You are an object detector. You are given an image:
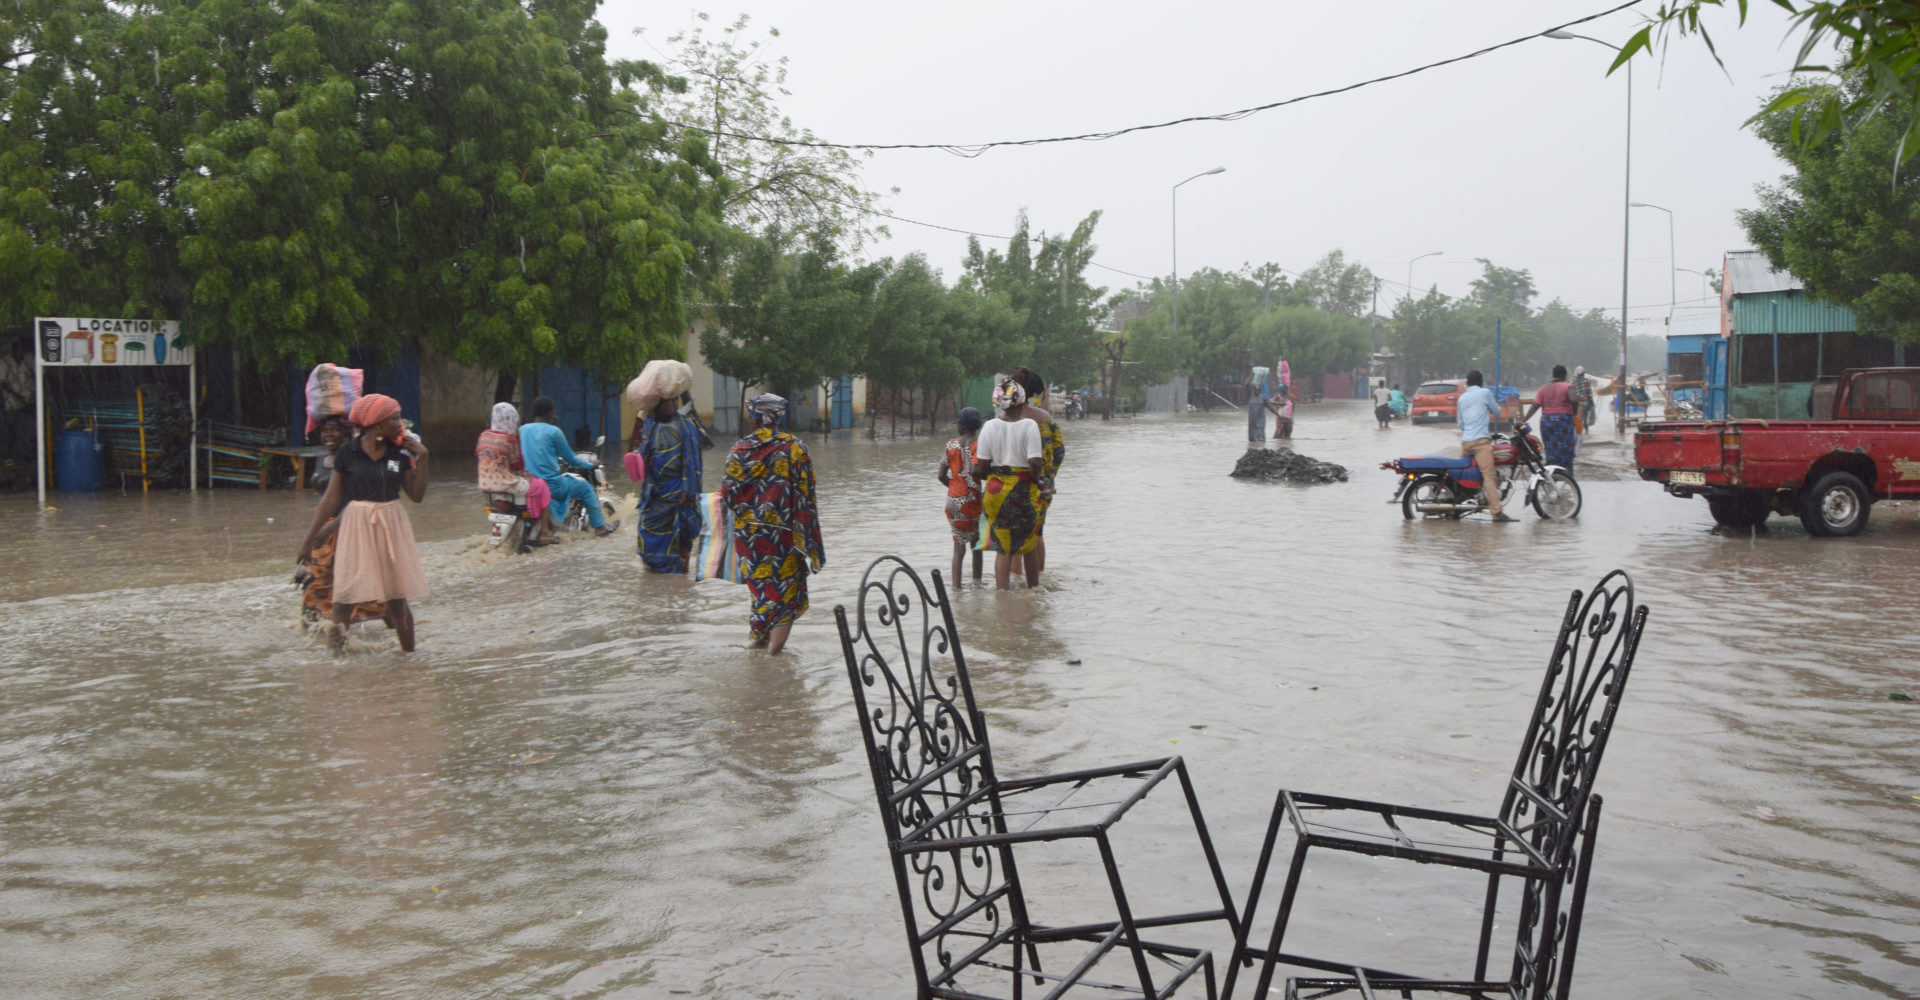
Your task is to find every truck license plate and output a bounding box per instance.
[1670,470,1706,485]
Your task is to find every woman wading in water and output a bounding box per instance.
[973,377,1045,590]
[297,394,430,652]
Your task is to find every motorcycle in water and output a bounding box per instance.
[482,491,539,553]
[559,436,618,532]
[1063,392,1086,420]
[1383,423,1582,520]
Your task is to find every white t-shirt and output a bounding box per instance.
[1372,385,1392,406]
[975,416,1042,469]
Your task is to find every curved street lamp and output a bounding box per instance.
[1631,201,1675,316]
[1405,250,1443,303]
[1546,29,1632,439]
[1171,167,1226,349]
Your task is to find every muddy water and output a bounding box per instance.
[1,401,1915,999]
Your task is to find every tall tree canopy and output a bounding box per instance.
[638,12,881,248]
[0,0,724,377]
[1741,86,1920,342]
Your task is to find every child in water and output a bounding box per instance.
[937,407,985,588]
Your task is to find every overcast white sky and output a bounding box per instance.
[599,1,1811,334]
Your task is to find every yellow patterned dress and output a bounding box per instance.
[719,428,827,642]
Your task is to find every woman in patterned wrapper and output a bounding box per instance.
[719,394,825,654]
[1009,366,1063,586]
[937,406,985,588]
[972,376,1045,590]
[296,416,388,632]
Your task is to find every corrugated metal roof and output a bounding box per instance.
[1668,304,1722,337]
[1725,249,1800,295]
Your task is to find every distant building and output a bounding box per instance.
[1721,249,1907,418]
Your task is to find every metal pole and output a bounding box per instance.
[1772,300,1781,419]
[1169,167,1225,385]
[190,353,198,492]
[34,339,45,507]
[1545,30,1633,440]
[1617,57,1632,440]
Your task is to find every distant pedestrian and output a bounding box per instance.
[1522,365,1578,476]
[1275,383,1295,439]
[1372,380,1394,429]
[1457,371,1514,523]
[1568,365,1596,436]
[1246,366,1272,443]
[938,407,985,588]
[720,394,825,654]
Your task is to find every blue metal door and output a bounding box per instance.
[1704,339,1729,420]
[830,375,853,429]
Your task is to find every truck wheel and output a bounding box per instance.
[1799,471,1871,537]
[1707,491,1768,531]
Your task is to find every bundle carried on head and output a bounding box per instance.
[305,363,365,434]
[626,360,694,417]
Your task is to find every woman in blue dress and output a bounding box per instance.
[633,393,704,573]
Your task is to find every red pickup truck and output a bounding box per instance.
[1634,367,1920,536]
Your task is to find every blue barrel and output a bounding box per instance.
[56,430,103,492]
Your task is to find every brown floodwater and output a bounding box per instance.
[1,400,1915,999]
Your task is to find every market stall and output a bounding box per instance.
[34,316,196,505]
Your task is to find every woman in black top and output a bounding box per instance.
[298,394,430,652]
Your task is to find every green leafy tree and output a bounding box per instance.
[1623,2,1920,169]
[1294,249,1377,318]
[1,0,723,381]
[961,211,1109,387]
[1740,85,1920,341]
[702,226,878,392]
[637,12,884,248]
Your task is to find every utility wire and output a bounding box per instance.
[656,1,1645,156]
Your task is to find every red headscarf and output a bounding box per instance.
[348,393,401,428]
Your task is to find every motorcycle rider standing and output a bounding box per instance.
[521,396,619,537]
[1457,371,1515,523]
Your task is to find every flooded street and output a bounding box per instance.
[2,400,1916,999]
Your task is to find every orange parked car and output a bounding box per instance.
[1410,379,1468,424]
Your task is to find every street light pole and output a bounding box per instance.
[1547,29,1632,440]
[1405,250,1442,304]
[1631,201,1675,317]
[1677,266,1711,301]
[1170,167,1226,362]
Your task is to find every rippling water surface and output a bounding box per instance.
[2,401,1915,999]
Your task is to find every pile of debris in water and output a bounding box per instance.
[1230,447,1349,484]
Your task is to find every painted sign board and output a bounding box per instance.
[35,317,191,367]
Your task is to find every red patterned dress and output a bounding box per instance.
[944,436,982,544]
[720,428,827,643]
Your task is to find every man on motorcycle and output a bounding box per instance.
[1457,370,1515,523]
[521,395,619,537]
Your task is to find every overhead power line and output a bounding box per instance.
[659,1,1645,157]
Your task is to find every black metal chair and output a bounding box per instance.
[1225,571,1646,1000]
[835,556,1242,999]
[1280,795,1605,1000]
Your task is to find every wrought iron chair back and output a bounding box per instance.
[834,556,1026,994]
[1496,569,1645,874]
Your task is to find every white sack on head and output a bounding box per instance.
[626,360,694,416]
